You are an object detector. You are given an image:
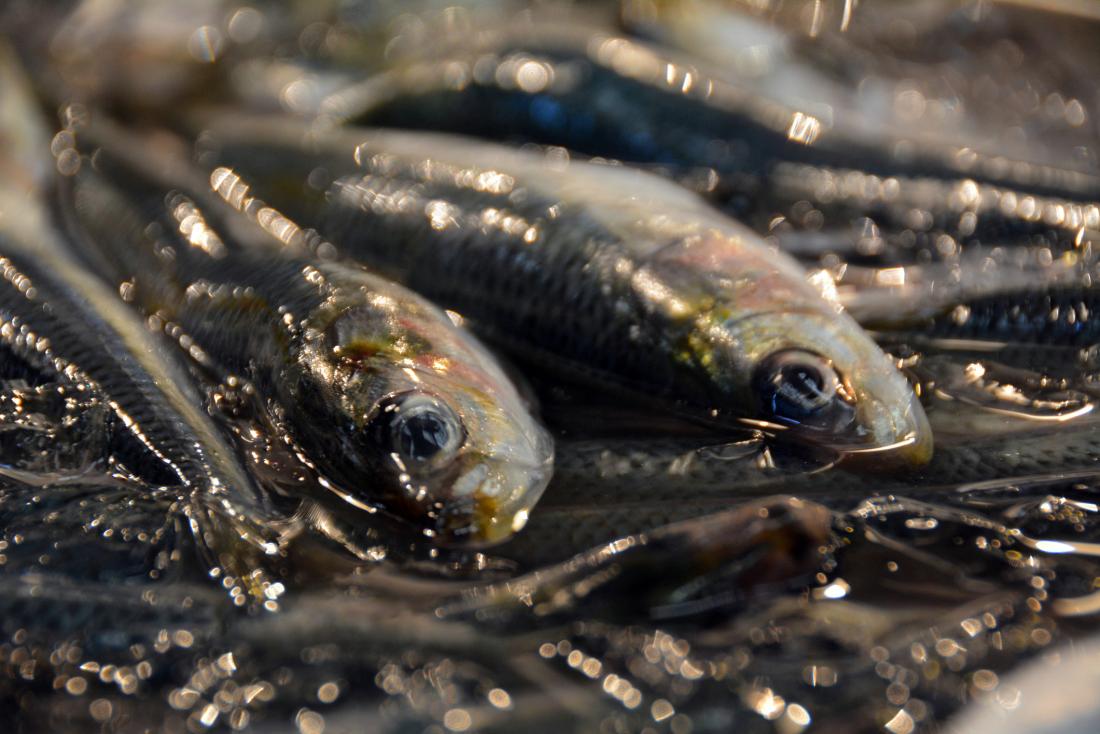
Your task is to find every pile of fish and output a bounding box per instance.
[0,1,1099,731]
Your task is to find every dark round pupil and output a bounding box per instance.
[396,411,453,462]
[763,362,835,422]
[778,364,829,410]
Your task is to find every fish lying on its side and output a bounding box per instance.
[0,44,280,591]
[322,24,1098,195]
[622,0,1100,172]
[58,121,553,546]
[889,286,1100,349]
[313,22,1100,268]
[197,118,932,465]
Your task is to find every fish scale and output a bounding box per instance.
[216,142,695,397]
[493,411,1100,566]
[197,119,932,467]
[0,43,286,589]
[68,173,335,388]
[353,47,804,189]
[62,127,554,546]
[341,34,1100,202]
[7,11,1100,731]
[918,287,1100,346]
[322,169,694,396]
[329,29,1100,278]
[0,231,233,492]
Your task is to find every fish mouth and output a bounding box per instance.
[434,453,555,546]
[753,390,933,470]
[834,392,934,469]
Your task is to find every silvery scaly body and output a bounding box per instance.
[0,43,281,586]
[317,19,1100,277]
[198,118,932,464]
[58,123,553,546]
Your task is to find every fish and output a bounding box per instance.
[846,278,1100,375]
[318,22,1100,200]
[0,493,832,732]
[195,117,932,465]
[307,19,1100,282]
[4,8,1100,734]
[623,0,1100,174]
[0,474,1076,733]
[443,495,834,624]
[635,0,1100,268]
[58,120,553,546]
[0,42,282,594]
[495,398,1100,565]
[896,286,1100,348]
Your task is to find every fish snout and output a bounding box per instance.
[839,391,934,469]
[435,452,554,546]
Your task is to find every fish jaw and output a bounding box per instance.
[838,389,934,469]
[838,334,934,468]
[436,438,555,546]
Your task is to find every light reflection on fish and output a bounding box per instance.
[321,22,1100,205]
[308,17,1100,300]
[3,5,1100,732]
[623,0,1100,179]
[196,118,932,465]
[911,286,1100,348]
[0,42,281,593]
[57,122,554,546]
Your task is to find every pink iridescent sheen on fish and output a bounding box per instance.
[198,118,932,465]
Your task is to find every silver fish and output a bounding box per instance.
[59,120,554,545]
[0,42,281,595]
[197,117,932,465]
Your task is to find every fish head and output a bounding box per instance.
[635,226,929,466]
[700,308,932,467]
[298,273,554,545]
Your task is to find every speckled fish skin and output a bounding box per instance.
[60,129,553,546]
[198,119,931,464]
[328,26,1100,203]
[322,23,1100,273]
[0,43,280,584]
[622,0,1100,176]
[494,404,1100,565]
[908,287,1100,348]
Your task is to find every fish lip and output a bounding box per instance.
[434,451,555,547]
[767,390,933,470]
[833,392,934,469]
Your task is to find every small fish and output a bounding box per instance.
[197,118,932,465]
[623,0,1100,175]
[915,287,1100,348]
[0,43,280,587]
[321,25,1100,203]
[59,122,553,545]
[315,22,1100,274]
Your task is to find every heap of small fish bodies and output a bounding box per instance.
[1,1,1100,732]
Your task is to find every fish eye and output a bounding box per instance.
[368,392,466,473]
[753,350,854,431]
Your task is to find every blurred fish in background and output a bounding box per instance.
[0,1,1099,732]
